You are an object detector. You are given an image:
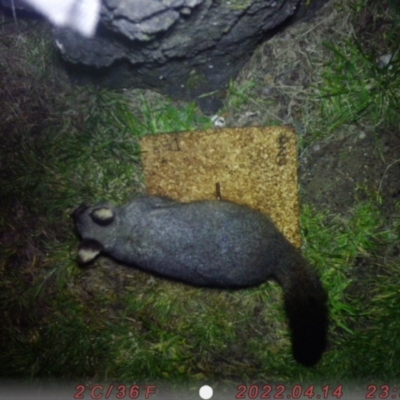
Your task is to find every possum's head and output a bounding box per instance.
[71,203,117,264]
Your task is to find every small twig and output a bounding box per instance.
[378,158,400,193]
[11,0,18,26]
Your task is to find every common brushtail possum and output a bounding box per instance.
[72,196,329,367]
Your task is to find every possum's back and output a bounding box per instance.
[119,200,294,288]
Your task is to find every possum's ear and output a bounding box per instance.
[90,207,114,226]
[78,239,103,264]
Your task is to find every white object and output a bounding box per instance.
[211,115,226,127]
[21,0,101,37]
[199,385,213,399]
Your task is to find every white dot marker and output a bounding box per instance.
[199,385,213,399]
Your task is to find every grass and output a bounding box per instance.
[226,79,258,109]
[3,194,398,383]
[301,196,400,380]
[0,30,214,380]
[318,39,400,132]
[1,0,400,391]
[2,93,400,381]
[317,0,400,133]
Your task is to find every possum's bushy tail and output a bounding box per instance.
[285,283,328,366]
[276,256,329,367]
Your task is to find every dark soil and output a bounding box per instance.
[300,127,400,215]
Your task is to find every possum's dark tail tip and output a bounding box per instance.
[284,284,329,367]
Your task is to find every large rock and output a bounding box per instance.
[0,0,328,113]
[55,0,303,113]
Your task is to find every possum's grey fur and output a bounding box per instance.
[72,196,329,367]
